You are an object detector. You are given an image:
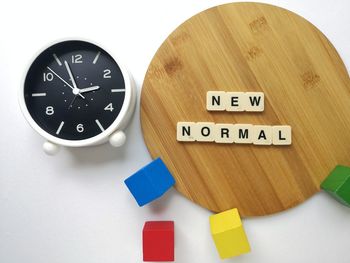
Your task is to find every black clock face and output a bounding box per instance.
[24,40,126,141]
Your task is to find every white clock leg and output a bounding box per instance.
[43,141,60,155]
[109,130,126,147]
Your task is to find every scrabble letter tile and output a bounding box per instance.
[143,221,175,261]
[207,91,227,111]
[124,158,175,206]
[177,122,196,142]
[321,165,350,207]
[196,122,215,142]
[233,124,253,144]
[210,208,250,259]
[226,92,246,112]
[245,92,264,112]
[214,124,235,143]
[272,125,292,145]
[253,125,272,145]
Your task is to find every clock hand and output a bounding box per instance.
[66,86,99,109]
[79,86,100,94]
[63,61,85,99]
[64,61,79,90]
[67,95,77,109]
[47,66,73,89]
[46,66,85,99]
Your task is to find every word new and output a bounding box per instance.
[207,91,264,112]
[177,122,292,145]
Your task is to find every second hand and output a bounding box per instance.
[67,95,77,109]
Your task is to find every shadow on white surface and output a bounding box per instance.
[148,188,178,214]
[66,143,128,165]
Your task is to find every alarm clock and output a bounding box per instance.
[19,39,136,155]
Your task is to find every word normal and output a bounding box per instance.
[177,122,291,145]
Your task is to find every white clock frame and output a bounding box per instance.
[18,38,137,155]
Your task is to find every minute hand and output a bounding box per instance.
[63,61,85,99]
[64,61,78,89]
[79,86,100,94]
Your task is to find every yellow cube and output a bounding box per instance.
[209,208,251,259]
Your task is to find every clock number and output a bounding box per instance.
[45,106,54,115]
[104,103,114,112]
[103,69,111,78]
[76,124,84,133]
[72,54,83,64]
[43,72,54,82]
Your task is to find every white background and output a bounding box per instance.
[0,0,350,262]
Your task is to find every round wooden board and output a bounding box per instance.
[140,2,350,216]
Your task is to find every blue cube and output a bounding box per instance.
[124,158,175,206]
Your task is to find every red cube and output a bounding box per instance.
[143,221,174,261]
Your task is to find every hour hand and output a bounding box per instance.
[79,86,100,94]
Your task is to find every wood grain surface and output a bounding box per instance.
[140,2,350,216]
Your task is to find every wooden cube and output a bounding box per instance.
[124,158,175,206]
[196,122,215,142]
[321,165,350,207]
[253,125,272,145]
[209,208,250,259]
[143,221,174,261]
[226,92,246,112]
[272,125,292,145]
[233,124,253,144]
[176,122,196,142]
[214,124,235,143]
[207,91,227,111]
